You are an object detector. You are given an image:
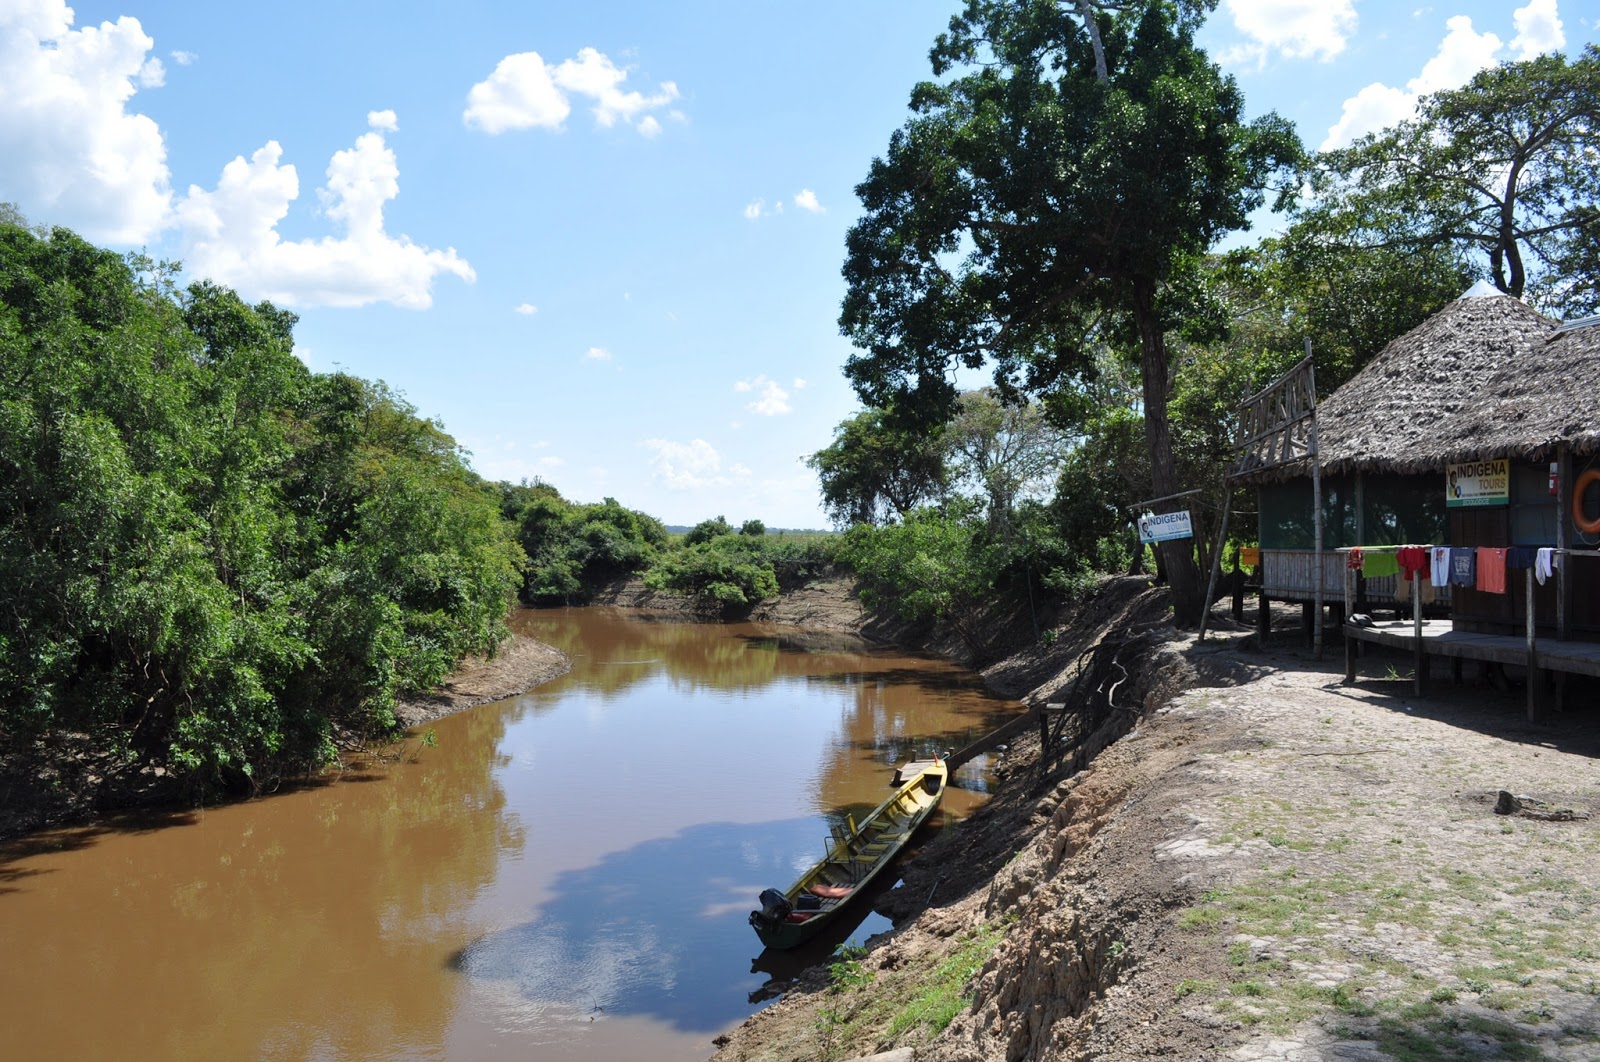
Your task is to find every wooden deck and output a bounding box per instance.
[1343,618,1600,719]
[1345,620,1600,678]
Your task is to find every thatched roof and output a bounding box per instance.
[1245,292,1600,481]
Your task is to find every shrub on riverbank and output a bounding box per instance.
[501,484,667,604]
[0,222,523,795]
[642,527,840,613]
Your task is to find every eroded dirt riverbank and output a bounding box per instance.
[711,582,1600,1062]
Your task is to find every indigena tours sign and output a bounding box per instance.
[1137,510,1194,543]
[1445,458,1510,508]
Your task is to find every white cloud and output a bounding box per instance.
[743,198,766,220]
[1322,15,1504,149]
[463,47,678,136]
[1511,0,1564,59]
[734,374,792,416]
[792,377,807,390]
[584,346,613,361]
[514,302,538,315]
[644,438,747,490]
[173,129,475,309]
[1220,0,1357,66]
[793,188,824,213]
[170,49,196,65]
[0,0,173,243]
[367,109,398,132]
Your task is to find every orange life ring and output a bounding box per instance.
[1574,468,1600,534]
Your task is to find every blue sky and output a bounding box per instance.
[0,0,1588,528]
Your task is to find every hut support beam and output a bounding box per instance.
[1413,583,1425,697]
[1556,444,1571,712]
[1198,489,1234,643]
[1343,563,1356,684]
[1526,565,1540,722]
[1307,344,1324,661]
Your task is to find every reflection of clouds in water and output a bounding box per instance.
[450,818,884,1034]
[460,916,673,1015]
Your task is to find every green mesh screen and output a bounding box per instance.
[1258,477,1355,550]
[1258,473,1445,549]
[1362,473,1447,546]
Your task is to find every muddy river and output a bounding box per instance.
[0,607,1019,1060]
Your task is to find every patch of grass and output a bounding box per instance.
[1174,978,1217,999]
[884,923,1005,1042]
[1178,906,1225,930]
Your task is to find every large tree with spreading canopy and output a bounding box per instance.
[838,0,1299,624]
[1301,45,1600,317]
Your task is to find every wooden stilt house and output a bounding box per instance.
[1242,287,1600,642]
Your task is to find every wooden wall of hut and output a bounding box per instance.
[1450,460,1599,639]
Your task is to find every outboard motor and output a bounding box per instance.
[749,887,793,929]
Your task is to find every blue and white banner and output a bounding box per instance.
[1138,510,1193,544]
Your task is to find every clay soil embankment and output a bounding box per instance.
[713,583,1600,1062]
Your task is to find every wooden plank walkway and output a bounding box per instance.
[1344,620,1600,678]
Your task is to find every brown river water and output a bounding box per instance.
[0,607,1019,1061]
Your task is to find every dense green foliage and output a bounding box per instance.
[0,223,523,792]
[500,482,666,604]
[643,527,838,614]
[807,407,950,527]
[1298,45,1600,317]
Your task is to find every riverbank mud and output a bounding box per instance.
[711,579,1600,1062]
[392,632,570,729]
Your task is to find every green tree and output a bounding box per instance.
[1300,46,1600,316]
[505,485,664,604]
[838,0,1299,624]
[0,221,523,793]
[807,407,949,528]
[945,389,1067,538]
[838,502,1003,654]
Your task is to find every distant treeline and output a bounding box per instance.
[497,488,838,611]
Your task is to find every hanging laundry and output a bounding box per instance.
[1506,546,1538,571]
[1396,547,1429,581]
[1535,547,1557,585]
[1450,547,1475,588]
[1346,548,1363,571]
[1476,547,1508,594]
[1431,546,1451,586]
[1362,551,1401,578]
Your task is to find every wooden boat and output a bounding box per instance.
[748,758,948,950]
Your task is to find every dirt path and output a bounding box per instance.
[713,616,1600,1062]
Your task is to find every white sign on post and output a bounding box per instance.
[1138,510,1194,544]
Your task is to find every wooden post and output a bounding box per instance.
[1556,444,1571,712]
[1343,561,1356,684]
[1413,571,1425,697]
[1198,491,1233,643]
[1307,343,1325,661]
[1526,565,1540,722]
[1038,705,1050,782]
[1258,589,1271,645]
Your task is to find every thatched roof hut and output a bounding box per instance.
[1241,292,1600,480]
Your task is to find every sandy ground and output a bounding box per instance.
[712,605,1600,1062]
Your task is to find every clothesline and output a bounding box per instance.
[1335,544,1561,597]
